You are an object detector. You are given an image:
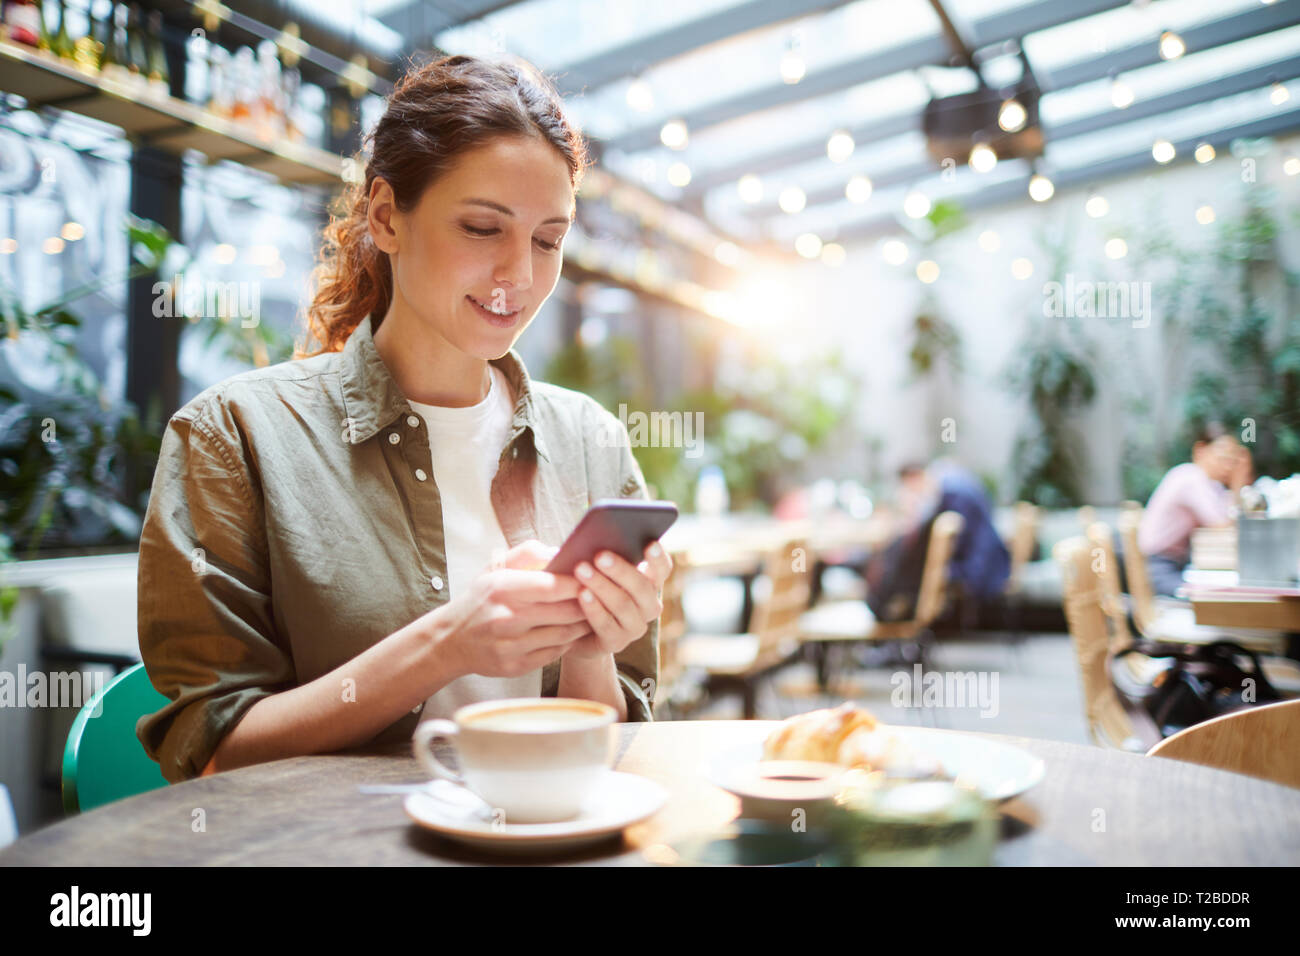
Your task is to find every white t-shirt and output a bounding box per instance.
[410,365,543,721]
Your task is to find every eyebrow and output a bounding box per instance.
[460,198,574,226]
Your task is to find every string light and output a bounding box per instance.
[1195,205,1215,225]
[997,98,1027,132]
[1158,30,1185,60]
[1194,143,1216,164]
[1105,237,1128,259]
[778,186,806,214]
[882,239,909,265]
[845,175,872,203]
[1011,257,1033,279]
[626,78,654,112]
[660,119,688,150]
[1270,81,1291,106]
[969,143,997,173]
[916,260,940,283]
[795,233,823,258]
[978,229,1000,252]
[1028,174,1054,201]
[821,242,846,266]
[666,162,691,187]
[737,174,763,203]
[1111,76,1135,109]
[1152,139,1175,164]
[903,190,931,218]
[1086,193,1109,218]
[827,130,855,163]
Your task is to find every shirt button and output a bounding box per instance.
[411,702,422,714]
[430,575,444,591]
[415,468,427,481]
[407,415,420,428]
[389,432,400,444]
[512,447,519,458]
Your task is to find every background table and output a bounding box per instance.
[2,720,1298,866]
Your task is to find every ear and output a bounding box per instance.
[367,177,399,255]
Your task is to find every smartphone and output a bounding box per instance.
[545,499,679,575]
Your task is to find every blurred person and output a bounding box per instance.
[1139,422,1249,596]
[865,461,1010,621]
[135,55,670,783]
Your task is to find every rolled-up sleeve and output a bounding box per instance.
[136,403,294,783]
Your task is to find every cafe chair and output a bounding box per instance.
[1116,509,1290,662]
[1000,501,1040,661]
[675,537,812,719]
[653,553,699,719]
[1147,698,1300,790]
[1054,536,1160,753]
[797,511,965,696]
[62,662,169,815]
[1084,522,1176,689]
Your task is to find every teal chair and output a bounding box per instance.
[62,662,169,814]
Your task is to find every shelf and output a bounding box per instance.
[0,37,343,187]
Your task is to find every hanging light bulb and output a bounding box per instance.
[1195,205,1215,225]
[997,98,1027,133]
[1105,237,1128,259]
[821,243,846,266]
[778,186,806,214]
[978,229,1000,252]
[1152,139,1175,163]
[659,119,688,149]
[969,142,998,173]
[1158,30,1185,60]
[882,239,909,265]
[795,233,823,258]
[827,130,855,163]
[626,78,654,112]
[1271,81,1291,106]
[1194,143,1216,164]
[903,190,931,219]
[1086,193,1109,218]
[916,260,940,283]
[1110,74,1134,109]
[845,175,872,203]
[666,162,691,187]
[737,174,763,203]
[1028,174,1054,202]
[1283,156,1300,176]
[780,33,806,84]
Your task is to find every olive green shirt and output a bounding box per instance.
[136,313,658,784]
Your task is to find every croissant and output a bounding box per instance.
[764,703,943,777]
[763,703,878,765]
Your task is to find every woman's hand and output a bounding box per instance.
[565,542,673,659]
[433,541,590,679]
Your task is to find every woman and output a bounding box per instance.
[1137,422,1249,596]
[136,55,671,783]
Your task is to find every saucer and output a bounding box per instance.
[404,771,668,854]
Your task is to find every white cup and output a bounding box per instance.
[412,698,617,824]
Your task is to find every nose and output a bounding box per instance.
[494,235,533,293]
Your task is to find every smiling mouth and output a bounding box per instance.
[466,294,522,319]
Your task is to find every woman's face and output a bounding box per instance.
[371,134,574,360]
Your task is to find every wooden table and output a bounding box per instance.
[3,720,1297,866]
[1186,583,1300,631]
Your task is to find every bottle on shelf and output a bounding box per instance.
[100,1,130,82]
[255,38,283,140]
[2,0,44,48]
[125,2,147,82]
[72,0,108,74]
[206,43,232,118]
[229,45,256,123]
[37,0,55,52]
[51,0,75,60]
[145,9,168,96]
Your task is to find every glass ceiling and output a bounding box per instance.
[356,0,1300,246]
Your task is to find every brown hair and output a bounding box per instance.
[294,54,590,358]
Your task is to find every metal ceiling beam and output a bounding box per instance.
[1047,53,1300,141]
[711,32,1300,226]
[379,0,536,49]
[733,50,1300,218]
[552,0,858,96]
[1041,2,1300,90]
[682,110,919,195]
[832,104,1300,243]
[601,0,1131,154]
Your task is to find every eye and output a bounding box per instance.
[462,224,563,252]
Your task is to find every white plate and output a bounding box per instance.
[403,771,668,854]
[710,726,1045,804]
